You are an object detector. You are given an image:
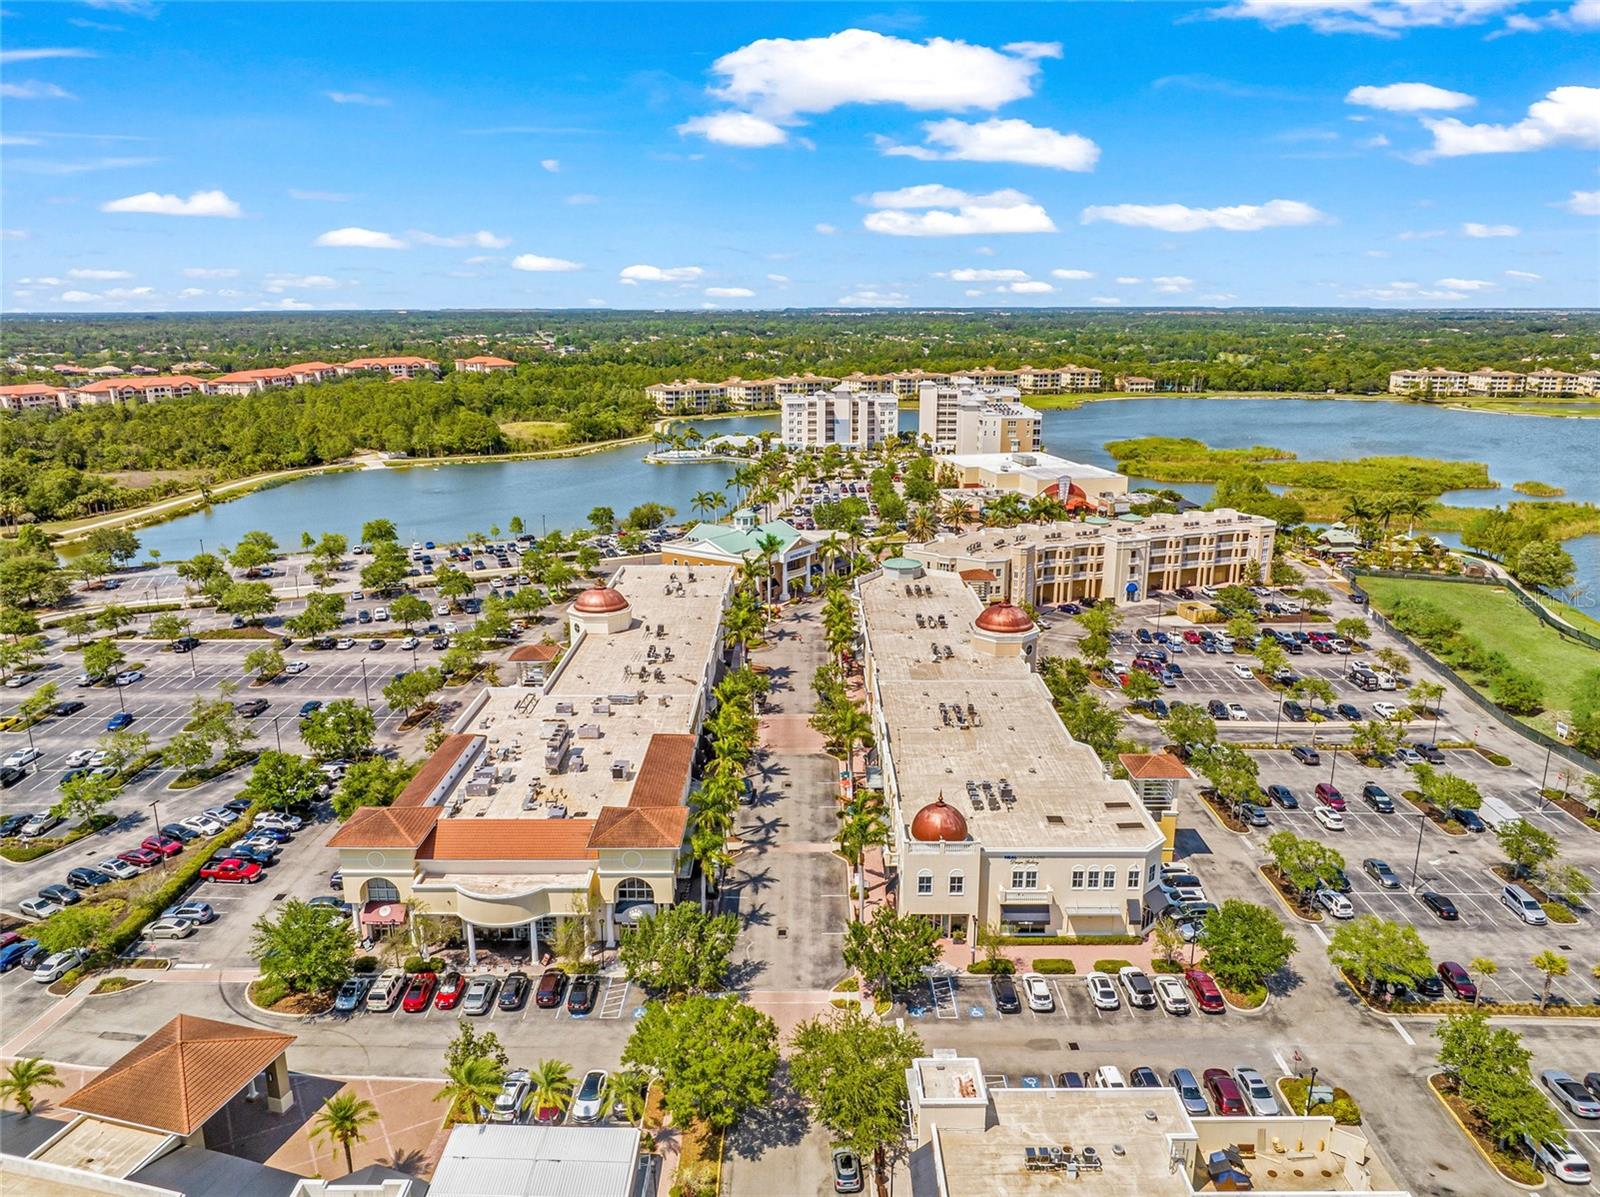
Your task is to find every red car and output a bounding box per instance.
[1185,968,1226,1014]
[140,834,183,857]
[1182,630,1202,644]
[200,856,262,884]
[1314,783,1346,812]
[117,847,163,869]
[401,971,437,1013]
[433,971,466,1010]
[1437,961,1477,1002]
[1203,1068,1247,1115]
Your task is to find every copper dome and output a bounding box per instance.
[910,796,969,843]
[572,585,629,614]
[975,600,1034,635]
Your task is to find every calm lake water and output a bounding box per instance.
[129,399,1596,591]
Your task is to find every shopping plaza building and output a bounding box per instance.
[911,508,1277,607]
[858,559,1168,940]
[327,564,734,963]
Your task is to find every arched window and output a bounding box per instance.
[948,870,964,896]
[916,870,933,896]
[615,877,654,907]
[365,878,399,904]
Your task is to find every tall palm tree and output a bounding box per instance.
[833,703,874,778]
[941,496,976,528]
[906,505,939,542]
[755,531,786,608]
[434,1057,505,1126]
[837,792,889,922]
[691,490,724,522]
[310,1091,381,1174]
[0,1057,61,1117]
[528,1059,575,1120]
[604,1070,650,1126]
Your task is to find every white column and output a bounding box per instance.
[465,920,477,968]
[604,903,618,949]
[528,918,538,964]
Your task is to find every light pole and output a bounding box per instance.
[1409,813,1426,890]
[359,660,371,708]
[1538,743,1554,799]
[149,798,161,835]
[1328,743,1340,788]
[271,716,282,753]
[1305,1066,1319,1114]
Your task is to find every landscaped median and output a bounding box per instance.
[1428,1073,1546,1188]
[1275,1076,1363,1125]
[0,812,116,863]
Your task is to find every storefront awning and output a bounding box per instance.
[361,901,407,927]
[1000,904,1051,922]
[620,903,658,924]
[1063,906,1120,917]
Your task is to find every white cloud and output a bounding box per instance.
[2,230,32,242]
[835,288,909,306]
[814,222,838,235]
[1435,277,1494,290]
[766,273,790,283]
[178,287,206,298]
[59,290,100,302]
[1505,269,1542,279]
[314,226,407,249]
[863,185,1055,237]
[1364,249,1391,258]
[183,266,239,278]
[289,189,352,202]
[1462,222,1519,237]
[0,47,97,64]
[1560,189,1600,215]
[1152,275,1195,292]
[261,297,314,310]
[1115,276,1143,285]
[565,193,599,205]
[677,111,789,147]
[964,289,986,298]
[540,158,561,172]
[67,268,131,280]
[265,273,338,292]
[1362,134,1392,147]
[879,117,1099,171]
[0,134,43,145]
[941,267,1029,282]
[1396,228,1446,240]
[411,230,512,249]
[103,286,152,299]
[704,30,1049,119]
[1080,198,1326,233]
[1090,296,1123,305]
[1350,280,1471,300]
[326,91,389,106]
[512,253,584,272]
[1002,41,1063,59]
[705,286,755,298]
[1346,82,1475,111]
[100,189,242,218]
[618,264,704,284]
[0,81,75,100]
[1421,86,1600,157]
[1051,268,1095,280]
[1212,0,1521,36]
[998,280,1054,294]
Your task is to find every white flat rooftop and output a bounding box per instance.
[940,451,1124,480]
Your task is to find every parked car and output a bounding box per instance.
[401,971,438,1013]
[1185,969,1225,1014]
[163,901,215,924]
[106,712,134,731]
[1419,891,1459,920]
[1336,703,1361,720]
[66,866,113,889]
[1022,972,1055,1012]
[1265,784,1299,809]
[1206,700,1229,720]
[1235,1068,1281,1116]
[572,1069,608,1123]
[1315,887,1355,919]
[0,766,25,789]
[334,974,376,1013]
[1372,701,1400,720]
[1170,1068,1211,1115]
[33,947,88,983]
[1437,961,1478,1002]
[255,811,303,832]
[1203,1068,1247,1115]
[1363,858,1401,889]
[1226,702,1249,722]
[461,975,499,1016]
[142,917,197,940]
[1093,1066,1127,1089]
[200,857,262,884]
[19,812,61,839]
[1085,971,1121,1011]
[18,897,63,920]
[36,884,80,907]
[117,847,163,870]
[567,974,599,1015]
[1361,783,1395,813]
[1290,745,1320,766]
[97,857,141,880]
[1282,700,1307,722]
[991,974,1021,1013]
[1522,1135,1591,1185]
[432,971,466,1010]
[1542,1070,1600,1120]
[141,834,184,857]
[1450,807,1487,833]
[1153,974,1191,1015]
[1056,1071,1088,1089]
[832,1147,864,1194]
[1312,806,1345,831]
[498,970,531,1011]
[1118,966,1157,1009]
[1130,1067,1163,1088]
[534,967,568,1008]
[490,1069,531,1124]
[0,939,41,973]
[180,814,224,837]
[1501,883,1547,926]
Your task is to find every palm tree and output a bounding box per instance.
[691,820,735,907]
[906,505,939,542]
[1532,950,1569,1011]
[527,1059,575,1121]
[434,1056,505,1126]
[837,793,889,921]
[691,490,725,522]
[833,703,874,778]
[1026,494,1068,524]
[603,1070,650,1126]
[0,1057,62,1117]
[755,531,786,608]
[309,1091,380,1175]
[941,496,976,528]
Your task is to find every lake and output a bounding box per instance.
[126,398,1596,592]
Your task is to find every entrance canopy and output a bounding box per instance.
[999,904,1050,923]
[361,900,408,927]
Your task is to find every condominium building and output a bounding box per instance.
[454,355,517,374]
[1465,368,1523,395]
[650,364,1104,414]
[1522,367,1579,396]
[911,508,1276,607]
[1014,364,1102,393]
[918,379,1042,454]
[780,385,899,450]
[70,375,212,404]
[937,450,1129,502]
[0,383,74,412]
[342,355,439,379]
[1390,366,1596,398]
[1115,374,1157,392]
[859,560,1167,940]
[1387,368,1468,396]
[210,368,296,396]
[645,378,731,414]
[327,565,735,963]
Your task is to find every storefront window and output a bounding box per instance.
[364,878,399,904]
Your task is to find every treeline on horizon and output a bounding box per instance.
[1,309,1596,525]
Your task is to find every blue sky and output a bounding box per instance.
[2,0,1596,311]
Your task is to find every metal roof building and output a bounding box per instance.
[427,1124,648,1197]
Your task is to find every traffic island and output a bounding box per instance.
[1428,1073,1546,1189]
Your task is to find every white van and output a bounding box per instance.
[1315,887,1354,919]
[1476,795,1519,832]
[1501,883,1547,925]
[1092,1066,1127,1089]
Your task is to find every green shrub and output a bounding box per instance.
[101,818,251,960]
[1151,959,1184,974]
[967,958,1016,975]
[1033,959,1076,975]
[250,976,290,1008]
[1480,751,1512,767]
[404,956,446,973]
[1327,1098,1363,1125]
[0,813,117,863]
[1092,958,1134,973]
[1542,902,1578,924]
[352,955,380,974]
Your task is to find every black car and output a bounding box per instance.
[1336,703,1361,720]
[16,944,49,971]
[1206,700,1229,719]
[1449,807,1487,833]
[1130,1067,1163,1087]
[497,970,530,1011]
[1148,697,1170,718]
[52,701,86,717]
[1414,743,1447,765]
[66,866,113,889]
[1327,868,1352,894]
[567,975,599,1015]
[534,967,568,1009]
[38,884,81,906]
[0,766,25,790]
[231,844,277,866]
[1420,891,1459,920]
[1282,701,1307,722]
[223,798,253,815]
[431,636,450,650]
[992,975,1021,1013]
[1264,784,1299,809]
[1412,973,1445,1000]
[1057,1070,1088,1088]
[171,636,200,653]
[160,823,199,843]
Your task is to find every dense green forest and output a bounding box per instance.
[2,309,1596,524]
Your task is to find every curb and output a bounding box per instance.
[1194,793,1251,839]
[1427,1072,1546,1191]
[1223,988,1271,1016]
[1255,866,1324,926]
[242,979,333,1020]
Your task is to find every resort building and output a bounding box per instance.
[781,384,899,449]
[283,361,342,385]
[341,355,439,379]
[660,509,835,597]
[1465,368,1523,396]
[1114,374,1157,392]
[937,450,1129,503]
[1390,366,1596,398]
[645,378,731,414]
[327,564,735,964]
[917,378,1042,454]
[903,1054,1408,1197]
[1387,368,1469,396]
[209,368,296,396]
[454,354,517,373]
[858,560,1167,940]
[0,383,74,411]
[1522,367,1579,396]
[649,365,1105,414]
[911,508,1276,607]
[1013,364,1102,393]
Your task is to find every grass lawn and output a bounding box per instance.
[1361,576,1600,736]
[498,419,569,442]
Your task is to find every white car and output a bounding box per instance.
[98,857,142,880]
[1372,702,1400,720]
[114,670,143,686]
[3,747,41,769]
[374,607,389,621]
[254,811,303,832]
[284,661,308,675]
[1118,966,1157,1009]
[19,897,63,920]
[163,901,215,924]
[1153,974,1191,1015]
[64,749,94,768]
[203,806,239,825]
[4,673,36,689]
[1085,971,1121,1011]
[1227,703,1249,721]
[572,1069,608,1123]
[142,917,197,940]
[1314,887,1354,919]
[1312,806,1346,832]
[1230,663,1254,680]
[435,603,451,616]
[88,751,109,766]
[336,638,357,650]
[1022,972,1055,1012]
[1522,1135,1592,1185]
[180,814,225,837]
[399,636,419,651]
[33,948,88,983]
[489,1068,530,1123]
[1235,1068,1281,1116]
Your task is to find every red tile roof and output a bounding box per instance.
[327,805,441,848]
[391,734,481,808]
[629,734,696,808]
[508,643,561,662]
[587,804,687,850]
[1118,753,1191,781]
[419,819,599,861]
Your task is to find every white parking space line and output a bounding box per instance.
[1388,1017,1415,1045]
